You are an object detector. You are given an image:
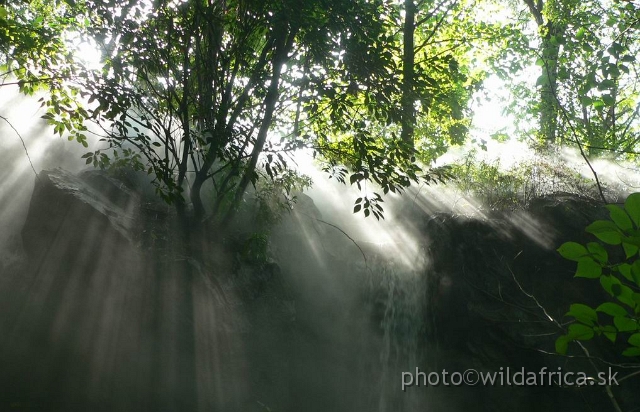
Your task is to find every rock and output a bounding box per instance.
[4,167,301,412]
[6,170,635,412]
[420,193,626,411]
[526,192,607,244]
[78,168,140,210]
[21,168,139,262]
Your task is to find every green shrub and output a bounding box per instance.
[556,193,640,357]
[449,149,604,211]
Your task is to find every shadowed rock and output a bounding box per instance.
[21,168,138,264]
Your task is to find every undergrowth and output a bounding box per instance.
[448,149,616,211]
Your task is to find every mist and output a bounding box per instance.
[1,87,639,412]
[0,87,100,267]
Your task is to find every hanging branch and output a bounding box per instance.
[539,57,608,204]
[0,115,39,180]
[298,211,368,270]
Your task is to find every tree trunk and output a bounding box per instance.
[539,22,562,145]
[401,0,416,150]
[523,0,563,146]
[223,25,298,226]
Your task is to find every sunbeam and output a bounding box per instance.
[4,0,640,410]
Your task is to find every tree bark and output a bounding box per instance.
[539,22,562,144]
[523,0,562,145]
[223,24,298,226]
[401,0,416,150]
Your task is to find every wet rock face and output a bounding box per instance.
[4,169,637,412]
[1,168,305,412]
[420,194,631,412]
[21,168,139,264]
[2,168,160,412]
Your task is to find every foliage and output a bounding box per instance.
[0,1,94,145]
[238,232,270,265]
[3,0,494,224]
[6,0,639,227]
[298,0,512,218]
[448,149,603,211]
[244,169,312,229]
[556,193,640,357]
[493,0,640,153]
[75,0,327,221]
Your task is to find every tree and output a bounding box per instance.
[0,1,91,144]
[2,0,463,226]
[401,0,417,147]
[298,0,502,217]
[78,0,318,224]
[3,0,520,228]
[495,0,640,153]
[523,0,565,144]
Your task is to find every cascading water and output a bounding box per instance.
[371,264,428,411]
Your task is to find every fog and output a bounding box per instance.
[1,88,638,412]
[0,88,437,411]
[0,87,103,268]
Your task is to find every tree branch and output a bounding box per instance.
[0,115,38,179]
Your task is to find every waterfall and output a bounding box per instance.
[365,264,427,411]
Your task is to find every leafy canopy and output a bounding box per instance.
[3,0,491,223]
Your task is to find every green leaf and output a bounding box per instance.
[601,325,617,343]
[606,205,633,231]
[628,333,640,347]
[579,95,592,106]
[555,335,569,355]
[567,323,594,341]
[587,242,608,264]
[557,242,588,261]
[566,303,597,326]
[602,94,615,106]
[614,316,638,332]
[622,347,640,357]
[602,276,636,307]
[597,302,628,317]
[601,275,621,296]
[586,220,622,245]
[617,287,637,308]
[619,264,633,282]
[625,193,640,227]
[623,242,639,259]
[575,257,602,278]
[536,74,548,87]
[599,79,616,90]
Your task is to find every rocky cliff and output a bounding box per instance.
[0,168,637,412]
